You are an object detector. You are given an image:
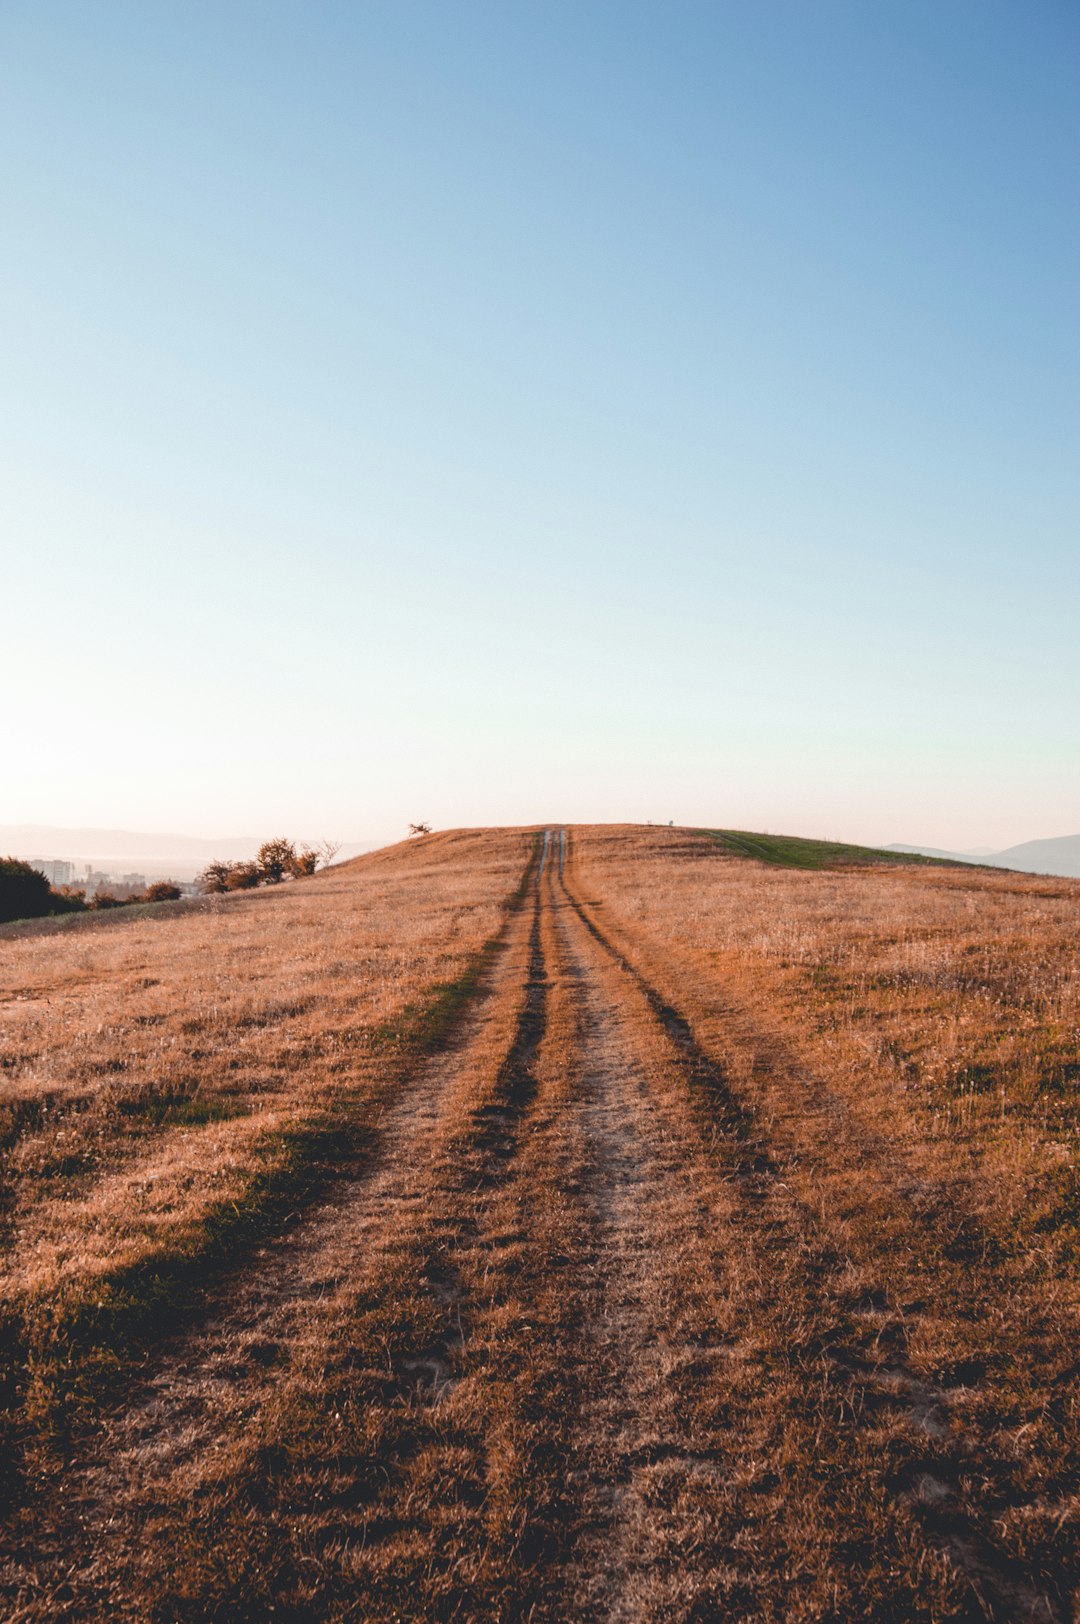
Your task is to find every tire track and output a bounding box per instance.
[541,871,766,1620]
[313,862,554,1619]
[0,858,551,1620]
[556,835,1066,1623]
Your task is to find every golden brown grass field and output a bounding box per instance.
[0,824,1077,1620]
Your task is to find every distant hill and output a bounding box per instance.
[987,834,1080,878]
[888,836,1080,880]
[886,843,982,864]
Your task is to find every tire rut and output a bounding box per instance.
[557,842,1066,1623]
[0,872,549,1619]
[547,889,749,1620]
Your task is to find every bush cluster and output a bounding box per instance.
[196,838,338,895]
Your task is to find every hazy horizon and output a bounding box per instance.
[4,817,1079,865]
[4,3,1076,847]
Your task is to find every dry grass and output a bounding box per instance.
[571,823,1080,1250]
[0,831,531,1476]
[569,824,1080,1615]
[1,823,1077,1620]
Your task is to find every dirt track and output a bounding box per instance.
[2,832,1075,1620]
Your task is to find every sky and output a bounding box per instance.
[3,1,1077,850]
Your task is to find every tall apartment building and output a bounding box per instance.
[28,858,73,886]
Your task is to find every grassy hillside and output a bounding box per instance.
[1,823,1077,1620]
[701,826,976,870]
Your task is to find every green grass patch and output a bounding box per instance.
[699,829,971,872]
[115,1090,248,1128]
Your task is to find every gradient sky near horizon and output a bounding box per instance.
[3,1,1077,849]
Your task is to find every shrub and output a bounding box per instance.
[90,892,121,910]
[225,862,262,891]
[196,861,232,895]
[290,847,319,878]
[257,839,296,885]
[145,881,182,903]
[0,858,54,924]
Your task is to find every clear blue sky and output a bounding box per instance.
[3,1,1077,848]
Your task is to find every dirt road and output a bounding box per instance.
[1,832,1074,1620]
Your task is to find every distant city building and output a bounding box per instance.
[27,858,73,886]
[19,859,195,899]
[84,868,111,896]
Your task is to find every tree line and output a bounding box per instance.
[0,838,341,925]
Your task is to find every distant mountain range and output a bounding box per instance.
[0,826,371,883]
[888,834,1080,879]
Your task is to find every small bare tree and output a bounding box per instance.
[408,822,432,837]
[316,839,341,868]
